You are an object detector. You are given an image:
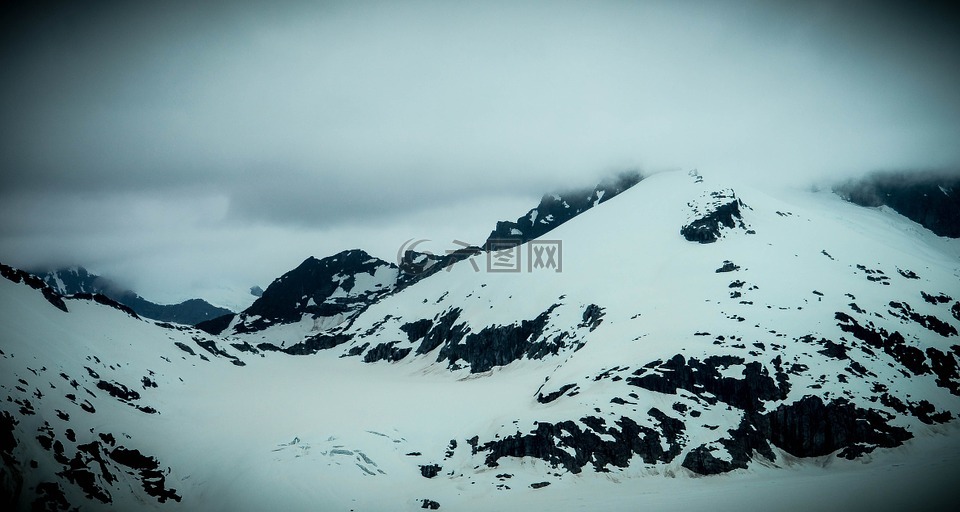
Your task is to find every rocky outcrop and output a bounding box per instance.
[480,409,684,473]
[627,354,788,412]
[0,262,68,312]
[835,312,929,375]
[681,190,753,243]
[220,249,398,334]
[406,309,469,356]
[754,396,913,459]
[682,396,914,475]
[436,304,587,372]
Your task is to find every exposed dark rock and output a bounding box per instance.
[230,250,397,334]
[897,268,920,279]
[419,464,441,478]
[682,417,773,474]
[922,292,953,305]
[627,355,787,412]
[173,342,196,356]
[530,481,551,489]
[58,442,114,504]
[195,313,235,335]
[194,339,245,366]
[95,381,140,402]
[0,411,17,462]
[401,319,433,343]
[109,447,181,503]
[397,246,481,283]
[279,333,352,355]
[481,410,685,473]
[685,396,913,475]
[926,347,960,396]
[229,342,259,354]
[363,342,412,363]
[814,338,850,360]
[681,191,752,243]
[0,263,68,312]
[32,481,72,512]
[444,440,457,458]
[483,172,641,249]
[537,384,578,404]
[437,304,581,373]
[344,343,368,357]
[888,301,957,337]
[415,309,468,356]
[579,304,605,332]
[836,312,929,375]
[754,396,913,459]
[715,261,740,273]
[0,411,21,508]
[421,498,441,509]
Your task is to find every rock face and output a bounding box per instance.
[481,410,685,474]
[483,171,641,249]
[627,354,789,412]
[38,267,230,325]
[679,396,914,474]
[835,170,960,238]
[0,263,67,312]
[201,249,400,335]
[275,302,601,374]
[680,189,753,243]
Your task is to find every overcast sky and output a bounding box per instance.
[1,0,958,307]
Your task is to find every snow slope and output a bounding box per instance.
[2,170,960,511]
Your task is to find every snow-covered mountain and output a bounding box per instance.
[37,267,232,326]
[2,169,959,511]
[198,175,646,343]
[197,250,401,341]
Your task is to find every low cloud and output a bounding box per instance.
[1,0,958,300]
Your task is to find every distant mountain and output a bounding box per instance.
[835,170,960,238]
[199,173,642,338]
[38,267,232,325]
[198,249,399,336]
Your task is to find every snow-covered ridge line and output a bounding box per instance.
[3,169,960,510]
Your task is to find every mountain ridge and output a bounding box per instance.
[2,169,959,511]
[37,266,232,325]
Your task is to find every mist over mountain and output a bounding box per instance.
[3,169,959,511]
[37,267,232,326]
[2,1,959,510]
[834,170,960,238]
